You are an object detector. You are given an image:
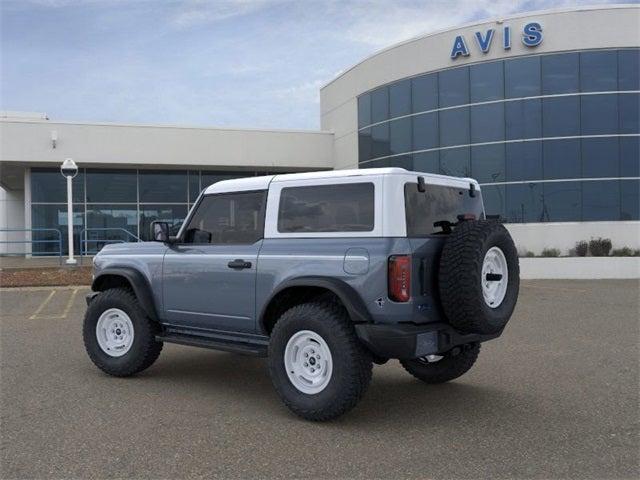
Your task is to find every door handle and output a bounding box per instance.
[228,259,252,270]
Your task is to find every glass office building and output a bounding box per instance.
[29,169,282,255]
[356,48,639,223]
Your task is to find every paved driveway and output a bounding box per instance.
[1,281,638,479]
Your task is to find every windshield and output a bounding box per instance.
[404,182,484,236]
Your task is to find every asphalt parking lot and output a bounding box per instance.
[1,280,638,479]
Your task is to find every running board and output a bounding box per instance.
[156,329,269,357]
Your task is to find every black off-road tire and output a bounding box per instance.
[83,288,163,377]
[439,220,519,334]
[401,343,480,384]
[268,301,373,421]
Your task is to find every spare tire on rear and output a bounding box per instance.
[438,220,519,334]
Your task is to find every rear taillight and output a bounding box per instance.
[388,255,411,302]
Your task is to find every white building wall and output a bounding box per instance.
[0,186,26,254]
[0,120,335,170]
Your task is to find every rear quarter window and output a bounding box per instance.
[278,183,374,233]
[405,182,484,236]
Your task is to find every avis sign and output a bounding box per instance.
[450,22,543,59]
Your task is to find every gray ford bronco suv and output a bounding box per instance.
[83,168,519,421]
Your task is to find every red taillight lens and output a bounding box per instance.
[388,255,411,302]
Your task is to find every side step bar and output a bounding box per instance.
[157,327,269,357]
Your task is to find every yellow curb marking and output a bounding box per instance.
[29,289,57,319]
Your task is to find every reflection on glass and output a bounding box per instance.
[390,118,411,155]
[505,99,542,140]
[581,94,618,135]
[618,49,640,91]
[580,51,617,92]
[31,204,84,255]
[583,181,620,221]
[139,171,188,203]
[389,79,411,118]
[542,97,580,137]
[439,67,469,108]
[439,108,469,147]
[371,87,389,123]
[86,205,138,253]
[358,129,372,163]
[506,142,543,182]
[440,147,470,177]
[470,103,504,143]
[86,169,136,203]
[621,180,640,220]
[371,123,390,158]
[470,61,504,102]
[139,205,188,241]
[471,144,505,183]
[413,112,438,151]
[542,182,581,222]
[358,94,371,128]
[31,169,85,203]
[506,183,543,223]
[543,139,581,179]
[542,53,579,94]
[581,137,619,178]
[413,151,439,174]
[505,56,540,98]
[412,73,438,113]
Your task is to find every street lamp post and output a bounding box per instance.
[60,158,78,265]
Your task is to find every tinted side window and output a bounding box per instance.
[183,191,266,244]
[278,183,374,233]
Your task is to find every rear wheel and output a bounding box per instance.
[83,288,163,377]
[400,343,480,384]
[268,301,372,421]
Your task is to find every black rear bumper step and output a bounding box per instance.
[156,331,268,357]
[355,322,501,360]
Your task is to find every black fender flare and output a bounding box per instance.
[259,276,372,331]
[91,267,159,321]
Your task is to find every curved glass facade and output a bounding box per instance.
[357,48,640,222]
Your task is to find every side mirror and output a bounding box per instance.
[151,221,170,242]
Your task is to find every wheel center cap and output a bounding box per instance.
[115,328,122,335]
[309,357,316,366]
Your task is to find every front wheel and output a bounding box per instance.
[83,288,163,377]
[400,343,480,384]
[268,301,372,421]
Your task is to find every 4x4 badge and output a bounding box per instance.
[375,298,385,308]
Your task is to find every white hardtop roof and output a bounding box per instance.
[203,168,478,195]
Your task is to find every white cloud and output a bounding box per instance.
[170,0,284,28]
[333,0,595,48]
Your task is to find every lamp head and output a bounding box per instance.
[60,158,78,178]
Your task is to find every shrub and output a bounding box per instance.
[589,237,612,257]
[611,247,635,257]
[634,250,640,257]
[540,248,561,257]
[574,241,589,257]
[519,250,535,258]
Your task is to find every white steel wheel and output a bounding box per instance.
[95,308,135,357]
[284,330,333,395]
[482,246,509,308]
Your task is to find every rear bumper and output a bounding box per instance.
[355,322,501,360]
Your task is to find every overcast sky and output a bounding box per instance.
[0,0,629,129]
